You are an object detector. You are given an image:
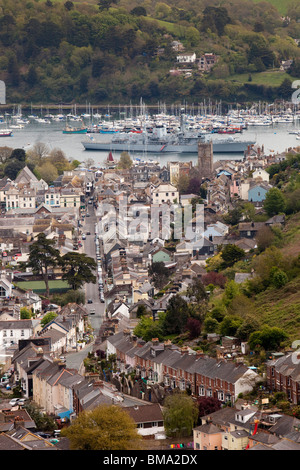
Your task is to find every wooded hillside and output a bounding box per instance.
[0,0,300,104]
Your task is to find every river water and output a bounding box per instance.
[1,117,300,168]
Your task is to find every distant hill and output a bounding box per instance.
[0,0,299,105]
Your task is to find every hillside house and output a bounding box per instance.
[176,52,196,63]
[198,53,219,72]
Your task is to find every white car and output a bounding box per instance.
[9,398,20,406]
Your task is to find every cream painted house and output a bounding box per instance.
[32,357,83,416]
[193,423,223,450]
[252,168,269,182]
[4,185,36,211]
[151,183,179,205]
[60,188,83,209]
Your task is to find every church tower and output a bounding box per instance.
[198,140,213,180]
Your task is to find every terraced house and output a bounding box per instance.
[266,353,300,405]
[105,331,260,404]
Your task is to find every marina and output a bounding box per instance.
[0,106,299,166]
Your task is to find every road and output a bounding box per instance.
[82,200,106,332]
[66,198,105,371]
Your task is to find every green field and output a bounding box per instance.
[16,280,70,294]
[227,70,297,87]
[252,0,289,15]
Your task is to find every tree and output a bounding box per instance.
[263,187,286,216]
[269,267,288,288]
[163,295,190,336]
[0,146,13,164]
[256,225,275,252]
[223,207,242,225]
[61,252,97,290]
[36,161,58,183]
[24,402,56,432]
[163,392,198,437]
[24,233,61,298]
[64,1,74,10]
[202,271,227,288]
[61,404,141,450]
[20,307,33,319]
[219,315,243,337]
[10,148,26,162]
[202,7,231,36]
[133,314,164,342]
[186,278,207,303]
[253,246,286,283]
[248,325,288,351]
[4,159,25,179]
[130,6,147,16]
[27,65,38,86]
[185,317,201,339]
[98,0,118,11]
[118,152,133,169]
[41,311,58,327]
[148,261,169,289]
[197,397,221,420]
[221,244,245,268]
[48,149,71,174]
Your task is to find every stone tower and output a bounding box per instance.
[198,140,213,180]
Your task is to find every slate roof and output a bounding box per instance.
[125,403,163,424]
[194,422,223,434]
[0,433,28,450]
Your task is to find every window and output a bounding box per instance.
[0,286,6,297]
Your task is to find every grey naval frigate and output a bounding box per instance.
[82,122,255,154]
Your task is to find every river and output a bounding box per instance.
[1,117,300,168]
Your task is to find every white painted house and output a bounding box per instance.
[252,168,270,182]
[0,318,35,350]
[177,52,196,63]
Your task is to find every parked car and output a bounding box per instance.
[87,299,93,304]
[36,432,51,439]
[9,398,20,406]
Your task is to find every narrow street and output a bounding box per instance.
[66,197,105,371]
[82,199,106,332]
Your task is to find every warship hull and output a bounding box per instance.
[82,138,254,153]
